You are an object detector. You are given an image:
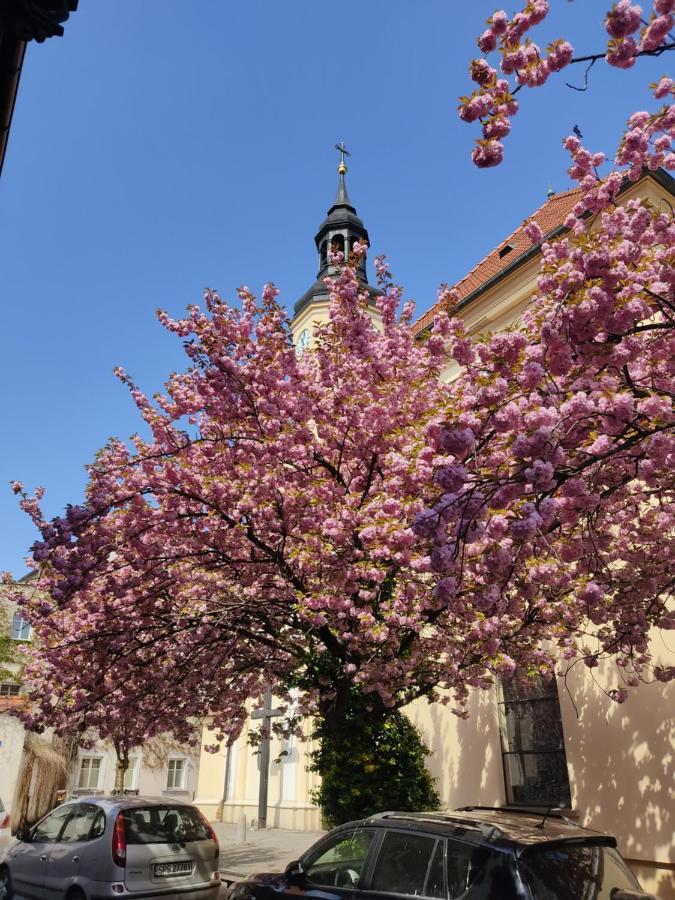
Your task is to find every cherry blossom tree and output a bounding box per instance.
[10,255,458,779]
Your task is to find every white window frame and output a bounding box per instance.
[0,682,21,696]
[166,756,187,790]
[123,755,140,791]
[10,613,31,642]
[77,755,104,791]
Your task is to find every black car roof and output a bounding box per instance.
[332,808,616,856]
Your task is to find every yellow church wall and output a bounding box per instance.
[195,717,323,831]
[404,687,505,810]
[558,637,675,896]
[192,721,229,812]
[290,298,331,349]
[291,293,383,351]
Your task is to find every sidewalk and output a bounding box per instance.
[213,820,325,881]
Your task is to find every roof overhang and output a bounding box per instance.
[0,1,79,179]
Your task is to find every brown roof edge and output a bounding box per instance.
[0,32,27,180]
[413,168,675,337]
[0,1,79,179]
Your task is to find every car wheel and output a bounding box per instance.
[65,888,86,900]
[0,867,13,900]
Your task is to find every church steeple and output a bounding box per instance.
[333,140,352,207]
[333,167,352,208]
[293,145,379,321]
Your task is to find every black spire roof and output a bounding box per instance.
[294,158,381,316]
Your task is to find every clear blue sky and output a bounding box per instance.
[0,1,667,575]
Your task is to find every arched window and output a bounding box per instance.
[320,240,327,268]
[330,234,345,257]
[497,673,571,807]
[349,237,365,268]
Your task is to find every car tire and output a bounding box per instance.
[0,867,13,900]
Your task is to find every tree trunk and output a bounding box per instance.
[113,738,130,794]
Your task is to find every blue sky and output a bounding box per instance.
[0,1,668,574]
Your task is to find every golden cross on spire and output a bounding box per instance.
[334,141,351,174]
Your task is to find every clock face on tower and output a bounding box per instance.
[296,328,311,356]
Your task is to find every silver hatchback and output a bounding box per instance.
[0,796,221,900]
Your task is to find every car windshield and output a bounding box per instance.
[520,843,641,900]
[123,806,211,845]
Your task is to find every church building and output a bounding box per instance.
[194,159,674,900]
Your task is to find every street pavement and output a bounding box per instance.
[214,820,325,882]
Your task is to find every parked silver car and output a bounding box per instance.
[0,796,221,900]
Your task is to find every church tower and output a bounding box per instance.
[291,144,382,349]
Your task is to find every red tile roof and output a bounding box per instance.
[413,186,583,336]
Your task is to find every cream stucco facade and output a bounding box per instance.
[195,719,322,832]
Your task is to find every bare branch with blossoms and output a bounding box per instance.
[460,0,675,167]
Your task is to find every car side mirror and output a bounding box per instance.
[285,860,306,884]
[15,826,32,843]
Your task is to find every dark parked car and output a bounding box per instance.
[229,808,659,900]
[0,796,221,900]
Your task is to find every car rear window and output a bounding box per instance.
[519,844,641,900]
[123,806,212,845]
[447,843,520,900]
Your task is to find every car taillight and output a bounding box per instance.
[208,822,219,859]
[199,811,220,859]
[112,812,126,868]
[0,814,9,829]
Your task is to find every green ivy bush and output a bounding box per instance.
[309,692,440,828]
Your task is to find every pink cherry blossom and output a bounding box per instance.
[471,138,504,167]
[605,1,643,39]
[459,2,674,165]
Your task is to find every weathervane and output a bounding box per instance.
[335,141,351,175]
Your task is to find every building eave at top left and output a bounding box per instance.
[0,0,79,180]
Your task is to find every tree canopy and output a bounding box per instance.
[8,1,674,757]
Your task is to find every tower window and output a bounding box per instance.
[497,673,571,808]
[330,234,345,257]
[349,237,365,266]
[320,240,327,268]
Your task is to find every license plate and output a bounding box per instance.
[153,860,192,877]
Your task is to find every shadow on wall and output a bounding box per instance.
[405,689,504,811]
[560,654,675,899]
